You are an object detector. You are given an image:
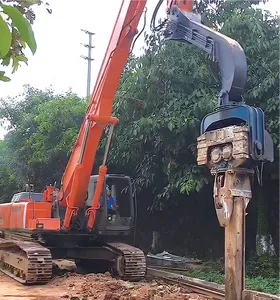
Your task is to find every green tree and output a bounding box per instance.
[0,140,18,203]
[0,86,87,191]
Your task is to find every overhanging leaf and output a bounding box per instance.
[2,55,11,66]
[11,55,28,73]
[0,15,12,57]
[0,71,11,82]
[1,75,11,82]
[17,55,28,64]
[1,4,37,54]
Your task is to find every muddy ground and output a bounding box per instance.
[0,260,208,300]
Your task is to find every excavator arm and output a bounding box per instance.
[59,0,147,231]
[164,2,247,105]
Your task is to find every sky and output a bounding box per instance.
[0,0,278,138]
[0,0,164,100]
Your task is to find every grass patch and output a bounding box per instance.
[246,276,279,295]
[176,269,279,295]
[181,269,224,284]
[246,254,279,278]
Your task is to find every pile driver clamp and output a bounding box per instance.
[163,6,274,224]
[162,5,274,300]
[152,0,274,228]
[161,3,274,299]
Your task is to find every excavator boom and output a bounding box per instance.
[59,0,147,230]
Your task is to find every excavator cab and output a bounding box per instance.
[85,174,136,236]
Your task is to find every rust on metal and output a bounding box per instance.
[197,124,250,168]
[108,242,146,281]
[147,267,225,299]
[0,238,52,284]
[196,124,257,300]
[225,197,246,300]
[213,168,252,227]
[197,124,253,227]
[243,290,280,300]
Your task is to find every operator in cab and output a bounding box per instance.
[98,185,119,222]
[106,185,119,213]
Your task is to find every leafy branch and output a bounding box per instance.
[0,0,51,82]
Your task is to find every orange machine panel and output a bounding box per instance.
[28,218,60,230]
[25,202,52,228]
[2,202,53,230]
[0,203,12,229]
[9,203,28,229]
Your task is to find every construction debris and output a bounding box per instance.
[147,251,202,268]
[50,272,209,299]
[0,267,208,300]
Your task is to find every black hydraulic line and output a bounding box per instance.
[150,0,165,31]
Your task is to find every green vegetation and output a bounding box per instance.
[246,254,279,279]
[180,268,279,295]
[245,276,279,295]
[0,0,278,288]
[173,257,279,295]
[0,86,87,198]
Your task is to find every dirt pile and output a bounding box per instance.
[49,272,208,300]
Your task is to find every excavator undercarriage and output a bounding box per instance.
[0,230,146,284]
[0,238,52,284]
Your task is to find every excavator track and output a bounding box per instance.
[108,242,146,281]
[0,238,52,284]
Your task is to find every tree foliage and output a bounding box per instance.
[0,140,18,203]
[0,0,51,82]
[0,86,87,196]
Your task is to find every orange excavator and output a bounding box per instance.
[0,0,273,285]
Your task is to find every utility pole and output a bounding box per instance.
[81,29,95,99]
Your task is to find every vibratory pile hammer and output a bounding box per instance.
[161,3,274,299]
[0,1,274,299]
